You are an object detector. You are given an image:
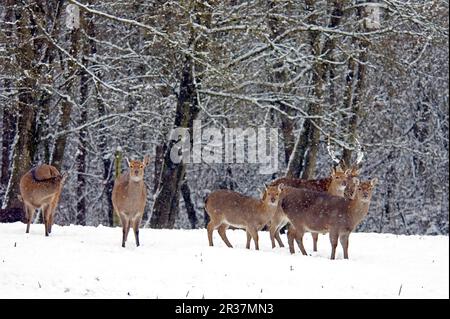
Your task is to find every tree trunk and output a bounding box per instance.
[0,0,15,190]
[150,1,211,229]
[75,8,95,225]
[1,4,38,218]
[301,0,346,179]
[150,57,199,228]
[97,93,115,226]
[181,180,197,229]
[324,0,344,114]
[51,26,80,171]
[267,1,295,167]
[287,0,345,179]
[153,143,166,194]
[76,86,87,225]
[112,149,122,226]
[286,121,310,178]
[342,6,369,168]
[280,104,295,167]
[1,106,15,188]
[33,1,64,165]
[85,5,115,226]
[287,0,324,179]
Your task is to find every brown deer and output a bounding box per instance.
[280,178,377,259]
[269,136,364,251]
[112,155,150,248]
[268,166,353,249]
[344,165,361,198]
[19,164,68,236]
[205,184,283,250]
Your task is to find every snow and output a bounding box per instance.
[0,222,448,299]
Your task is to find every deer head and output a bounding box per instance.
[262,183,284,207]
[330,166,352,193]
[355,178,378,203]
[126,155,150,182]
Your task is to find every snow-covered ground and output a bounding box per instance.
[0,222,448,298]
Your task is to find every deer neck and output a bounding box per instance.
[126,177,144,192]
[349,195,371,226]
[327,181,345,197]
[259,200,278,216]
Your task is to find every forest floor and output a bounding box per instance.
[0,222,448,298]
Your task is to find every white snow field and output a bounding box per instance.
[0,222,448,299]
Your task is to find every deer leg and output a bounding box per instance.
[47,195,59,234]
[245,230,252,249]
[48,213,54,234]
[287,227,296,254]
[295,231,308,256]
[340,232,350,259]
[269,223,277,248]
[312,233,319,252]
[42,205,50,237]
[275,227,284,248]
[124,220,131,247]
[47,205,55,234]
[25,204,35,234]
[120,215,130,248]
[329,231,339,260]
[218,224,233,248]
[133,216,142,247]
[207,219,219,247]
[247,226,259,250]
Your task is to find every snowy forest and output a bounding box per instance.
[0,0,448,235]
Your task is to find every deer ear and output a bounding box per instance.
[125,157,131,167]
[261,188,267,200]
[344,169,352,175]
[370,178,378,186]
[351,166,361,176]
[278,183,285,192]
[143,155,150,167]
[352,177,360,186]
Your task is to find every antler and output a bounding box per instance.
[327,135,341,164]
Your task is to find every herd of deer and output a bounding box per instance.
[16,152,377,260]
[18,156,150,248]
[205,165,378,260]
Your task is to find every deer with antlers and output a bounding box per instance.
[281,178,377,259]
[268,136,364,251]
[268,165,353,249]
[281,139,365,253]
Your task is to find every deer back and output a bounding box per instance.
[32,164,61,181]
[270,177,330,192]
[19,165,65,207]
[280,187,354,233]
[205,190,265,226]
